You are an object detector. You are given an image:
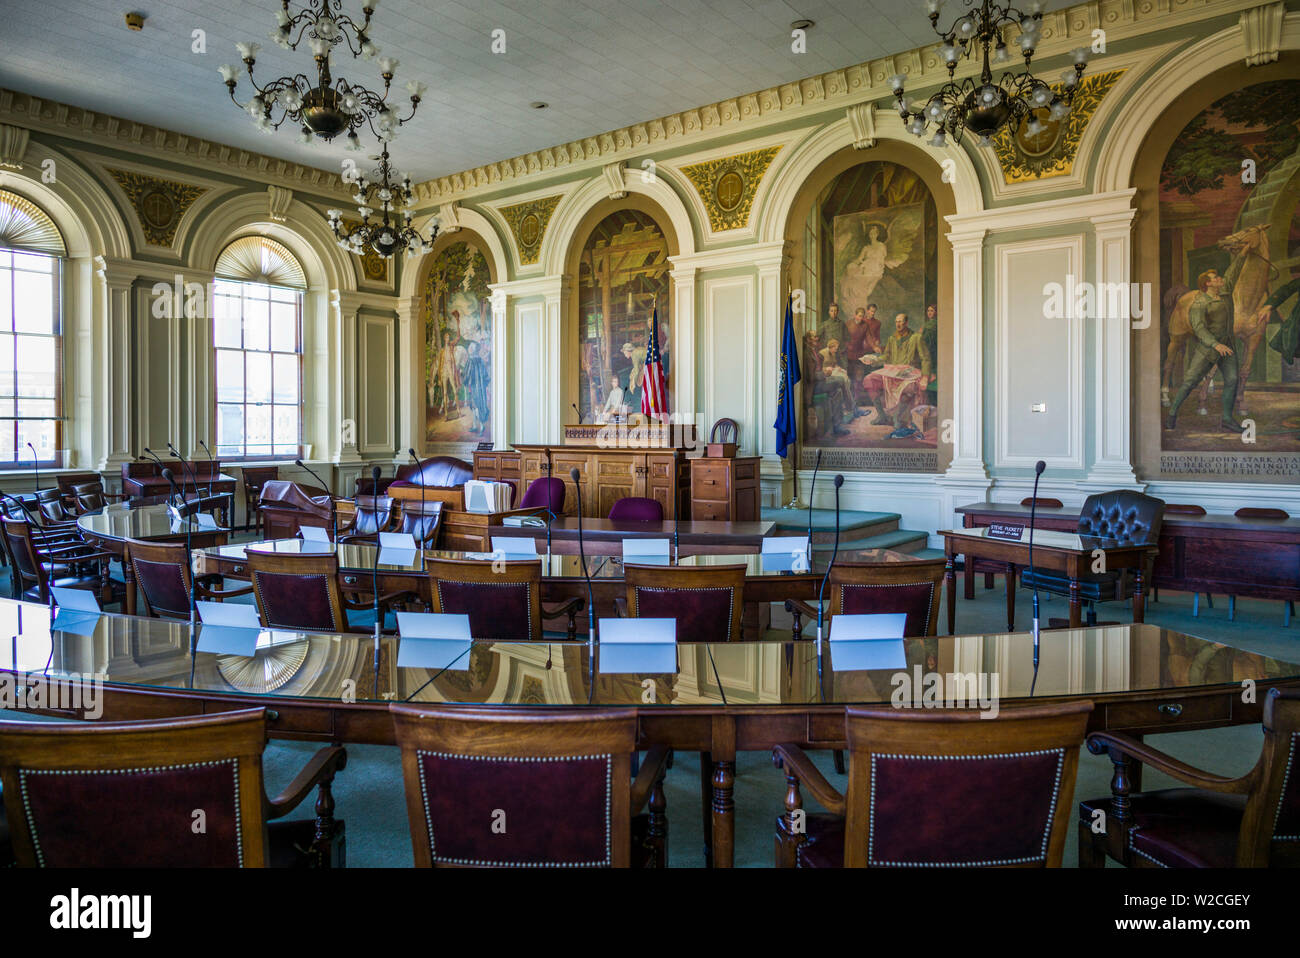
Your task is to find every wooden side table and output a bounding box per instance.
[690,456,760,522]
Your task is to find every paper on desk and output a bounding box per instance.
[623,538,670,557]
[397,612,472,641]
[598,642,677,674]
[300,525,331,542]
[195,600,263,656]
[763,535,810,557]
[53,610,102,637]
[380,532,418,551]
[51,587,101,612]
[760,552,810,573]
[195,513,219,531]
[378,546,419,567]
[397,637,473,671]
[490,535,538,556]
[827,613,908,671]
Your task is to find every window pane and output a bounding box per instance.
[245,351,272,404]
[270,301,297,352]
[245,404,272,448]
[0,270,11,332]
[0,333,13,396]
[16,398,55,419]
[243,296,270,352]
[11,251,53,274]
[272,403,298,445]
[272,353,298,403]
[17,419,55,460]
[213,295,242,348]
[0,420,13,461]
[217,403,244,448]
[15,336,55,396]
[215,349,244,403]
[13,271,53,332]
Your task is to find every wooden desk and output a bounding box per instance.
[690,456,760,522]
[956,502,1300,610]
[940,528,1155,633]
[489,518,775,555]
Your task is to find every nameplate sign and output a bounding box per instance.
[987,522,1026,542]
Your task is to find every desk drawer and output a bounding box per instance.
[692,500,729,521]
[1103,694,1229,731]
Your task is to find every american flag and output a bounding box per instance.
[641,306,669,420]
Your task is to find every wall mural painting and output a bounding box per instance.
[424,241,492,444]
[802,161,939,472]
[1158,80,1300,479]
[575,210,671,424]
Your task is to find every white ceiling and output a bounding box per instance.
[1,0,1071,183]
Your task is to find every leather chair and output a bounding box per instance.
[1080,687,1300,868]
[394,500,444,549]
[71,480,128,515]
[390,705,669,868]
[241,466,280,532]
[358,455,473,497]
[257,480,333,541]
[618,562,747,643]
[424,555,584,640]
[55,472,101,510]
[773,701,1093,867]
[245,548,380,634]
[520,477,565,514]
[1,516,123,607]
[1019,489,1165,626]
[337,494,397,544]
[0,708,346,867]
[124,538,252,620]
[608,497,664,522]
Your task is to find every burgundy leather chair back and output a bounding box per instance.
[246,551,347,633]
[127,542,192,620]
[72,482,107,514]
[426,557,542,641]
[2,517,41,584]
[391,706,637,868]
[839,702,1092,867]
[1238,688,1300,865]
[1077,490,1165,546]
[350,495,395,537]
[520,477,565,513]
[625,563,746,643]
[0,709,271,867]
[397,501,444,548]
[831,559,948,638]
[608,497,664,522]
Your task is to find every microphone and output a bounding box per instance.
[142,448,171,505]
[197,440,217,500]
[296,458,337,542]
[570,466,596,651]
[26,442,39,494]
[571,402,581,423]
[370,464,383,680]
[168,442,202,505]
[1029,460,1046,667]
[806,448,822,558]
[815,475,845,668]
[162,468,196,628]
[408,448,429,550]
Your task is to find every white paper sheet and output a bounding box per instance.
[51,586,101,612]
[397,612,472,640]
[300,525,331,542]
[623,538,670,557]
[490,535,538,556]
[397,638,474,671]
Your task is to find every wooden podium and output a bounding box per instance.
[473,423,695,521]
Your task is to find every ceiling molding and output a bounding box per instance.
[0,87,352,200]
[410,0,1269,205]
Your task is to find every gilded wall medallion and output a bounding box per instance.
[680,146,781,232]
[337,218,391,283]
[990,69,1123,183]
[499,194,562,266]
[105,168,206,246]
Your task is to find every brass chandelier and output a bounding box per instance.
[327,145,438,259]
[889,0,1090,147]
[218,0,426,148]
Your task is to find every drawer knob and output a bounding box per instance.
[1157,703,1183,717]
[343,575,357,584]
[232,565,244,574]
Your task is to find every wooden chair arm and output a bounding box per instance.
[784,598,819,622]
[195,581,255,601]
[540,596,585,619]
[613,596,628,618]
[630,747,672,814]
[266,745,348,819]
[1086,732,1253,794]
[772,743,846,816]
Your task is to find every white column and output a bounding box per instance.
[489,286,511,450]
[942,227,990,483]
[185,269,216,461]
[755,250,786,462]
[394,294,420,463]
[332,291,363,468]
[1085,207,1142,488]
[92,257,137,472]
[668,263,697,427]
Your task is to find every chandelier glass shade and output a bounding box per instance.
[327,146,438,259]
[889,0,1090,147]
[218,0,426,147]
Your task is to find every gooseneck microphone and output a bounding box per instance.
[570,466,596,651]
[408,449,430,550]
[142,448,171,505]
[162,468,197,628]
[815,475,845,677]
[26,442,40,494]
[197,439,217,500]
[1028,459,1046,668]
[571,402,582,423]
[806,448,822,558]
[296,458,337,542]
[168,442,202,505]
[370,464,383,681]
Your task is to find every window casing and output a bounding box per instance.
[0,247,61,468]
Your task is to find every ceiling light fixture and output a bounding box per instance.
[326,144,438,259]
[889,0,1089,148]
[219,0,426,146]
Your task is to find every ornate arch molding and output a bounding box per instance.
[0,141,130,259]
[399,205,508,300]
[1098,12,1300,195]
[760,114,983,246]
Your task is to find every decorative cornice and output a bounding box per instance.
[105,168,206,247]
[410,0,1268,204]
[0,87,353,199]
[497,194,562,266]
[990,69,1125,183]
[679,146,781,232]
[1240,1,1286,65]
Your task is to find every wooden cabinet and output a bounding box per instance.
[477,445,690,520]
[690,456,760,522]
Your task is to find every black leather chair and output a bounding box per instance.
[1019,490,1165,626]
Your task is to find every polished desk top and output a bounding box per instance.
[491,518,775,542]
[956,501,1300,533]
[76,501,230,541]
[4,597,1297,708]
[200,538,913,578]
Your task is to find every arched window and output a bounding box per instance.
[213,236,305,460]
[0,190,65,468]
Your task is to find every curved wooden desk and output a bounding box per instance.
[5,594,1298,867]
